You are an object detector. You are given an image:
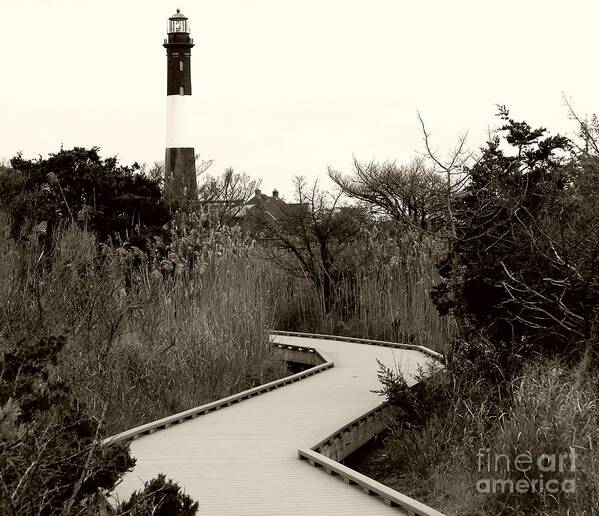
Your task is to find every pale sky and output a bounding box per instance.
[1,1,598,196]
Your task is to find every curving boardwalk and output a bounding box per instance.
[109,333,442,515]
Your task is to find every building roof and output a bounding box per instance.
[220,189,303,221]
[246,189,279,206]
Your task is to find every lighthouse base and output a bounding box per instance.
[164,147,197,204]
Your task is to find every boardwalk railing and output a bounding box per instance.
[298,449,445,516]
[103,342,332,446]
[310,401,393,462]
[270,329,445,362]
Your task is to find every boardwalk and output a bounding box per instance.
[110,333,440,515]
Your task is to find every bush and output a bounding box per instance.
[0,335,135,514]
[433,109,599,375]
[1,147,170,249]
[348,110,599,515]
[117,474,198,515]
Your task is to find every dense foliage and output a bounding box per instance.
[0,335,134,514]
[0,147,170,248]
[433,110,599,383]
[347,110,599,515]
[117,474,198,516]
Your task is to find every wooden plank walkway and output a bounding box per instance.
[110,334,439,515]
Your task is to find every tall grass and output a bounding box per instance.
[0,216,286,435]
[349,359,599,515]
[0,211,453,437]
[271,234,455,355]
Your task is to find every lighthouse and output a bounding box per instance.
[163,9,197,204]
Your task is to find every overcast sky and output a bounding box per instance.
[1,1,598,196]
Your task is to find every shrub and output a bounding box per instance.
[433,109,599,374]
[2,147,170,248]
[0,335,135,514]
[117,474,198,515]
[270,229,455,355]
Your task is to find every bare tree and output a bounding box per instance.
[329,157,446,230]
[563,93,599,156]
[330,114,473,240]
[252,177,367,313]
[329,114,475,338]
[198,167,261,227]
[417,111,473,243]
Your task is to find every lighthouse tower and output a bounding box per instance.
[163,9,197,204]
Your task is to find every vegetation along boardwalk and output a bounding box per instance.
[107,332,444,515]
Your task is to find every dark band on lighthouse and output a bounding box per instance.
[163,9,197,203]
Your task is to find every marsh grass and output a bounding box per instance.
[271,234,455,355]
[350,359,599,515]
[0,211,454,440]
[0,217,286,435]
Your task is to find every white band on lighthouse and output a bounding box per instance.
[166,95,194,149]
